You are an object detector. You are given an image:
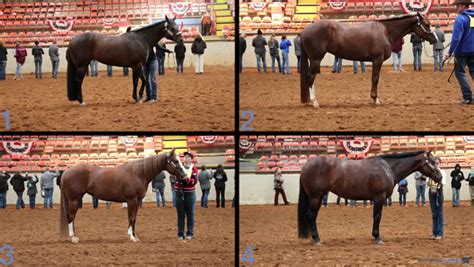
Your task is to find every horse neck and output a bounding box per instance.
[136,24,166,49]
[134,155,166,185]
[380,16,418,45]
[383,155,423,184]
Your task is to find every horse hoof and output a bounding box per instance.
[71,236,79,243]
[374,240,384,245]
[130,236,139,242]
[313,241,321,246]
[79,102,86,107]
[374,98,381,105]
[312,101,320,109]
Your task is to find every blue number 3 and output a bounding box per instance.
[0,244,14,266]
[241,244,254,265]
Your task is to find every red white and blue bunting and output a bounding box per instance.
[200,136,218,145]
[1,141,33,155]
[463,136,474,143]
[328,0,347,11]
[120,136,138,147]
[399,0,433,15]
[339,140,373,155]
[169,2,191,18]
[239,139,253,152]
[47,17,75,33]
[250,2,267,11]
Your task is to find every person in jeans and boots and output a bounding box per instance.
[26,174,39,209]
[175,152,198,240]
[414,171,428,207]
[0,41,7,80]
[152,171,166,207]
[174,39,186,74]
[294,33,302,73]
[429,158,445,240]
[410,32,424,71]
[274,167,289,206]
[213,164,228,208]
[450,163,465,207]
[392,38,404,71]
[398,177,408,206]
[336,195,348,206]
[143,44,159,103]
[156,40,172,75]
[0,171,10,208]
[32,41,44,79]
[198,165,212,208]
[89,60,99,77]
[280,35,292,74]
[41,168,57,209]
[48,40,60,79]
[10,172,27,209]
[252,29,267,73]
[432,24,445,72]
[191,35,207,74]
[14,42,27,80]
[268,34,281,73]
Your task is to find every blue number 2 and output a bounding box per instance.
[240,110,254,131]
[240,244,255,265]
[2,111,9,130]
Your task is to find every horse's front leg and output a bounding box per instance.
[308,59,322,108]
[137,67,147,102]
[127,198,140,242]
[131,68,139,102]
[371,58,383,105]
[372,197,385,244]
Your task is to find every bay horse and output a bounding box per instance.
[59,148,187,243]
[300,12,438,108]
[66,16,182,105]
[298,151,442,245]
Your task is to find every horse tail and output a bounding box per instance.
[298,179,310,239]
[59,188,68,240]
[300,39,310,103]
[66,49,77,101]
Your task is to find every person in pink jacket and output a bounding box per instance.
[391,38,404,72]
[14,42,27,80]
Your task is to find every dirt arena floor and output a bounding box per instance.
[240,65,474,131]
[0,203,234,265]
[1,66,234,131]
[240,202,474,266]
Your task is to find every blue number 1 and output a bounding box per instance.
[241,244,254,265]
[2,111,9,130]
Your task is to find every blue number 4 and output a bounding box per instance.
[2,111,9,130]
[241,245,254,265]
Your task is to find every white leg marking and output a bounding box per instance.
[375,97,381,105]
[128,226,138,242]
[68,222,74,237]
[309,85,315,101]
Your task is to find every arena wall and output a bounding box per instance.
[5,169,235,206]
[4,40,235,74]
[240,168,471,205]
[242,34,453,69]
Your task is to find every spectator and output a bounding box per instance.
[294,33,302,73]
[384,196,392,207]
[13,42,27,80]
[201,12,212,36]
[0,41,7,80]
[152,171,166,207]
[332,57,342,73]
[432,24,445,72]
[350,199,357,208]
[273,167,289,206]
[170,174,177,208]
[143,44,158,103]
[107,65,113,77]
[41,168,57,209]
[239,33,247,74]
[410,32,423,71]
[174,40,186,74]
[336,196,348,206]
[123,67,129,76]
[466,167,474,206]
[198,165,212,208]
[213,164,228,208]
[398,178,408,206]
[48,40,60,79]
[89,60,99,77]
[26,173,38,209]
[191,35,207,74]
[322,192,329,208]
[92,196,99,209]
[363,200,372,207]
[0,171,11,208]
[174,152,198,240]
[280,35,292,75]
[157,40,172,75]
[32,41,44,79]
[447,0,474,105]
[428,157,446,240]
[414,171,428,207]
[450,163,464,207]
[252,29,267,73]
[353,61,366,74]
[268,34,282,74]
[392,38,404,71]
[10,172,27,209]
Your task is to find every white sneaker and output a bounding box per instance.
[178,236,184,241]
[186,236,193,240]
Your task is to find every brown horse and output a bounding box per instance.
[298,151,442,244]
[300,12,438,108]
[59,148,187,243]
[66,16,182,105]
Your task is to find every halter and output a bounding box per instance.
[422,152,438,176]
[165,22,182,38]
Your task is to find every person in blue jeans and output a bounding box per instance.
[398,178,408,206]
[174,39,186,74]
[428,158,445,240]
[92,196,99,209]
[143,44,159,103]
[32,41,44,79]
[0,41,7,80]
[252,29,267,73]
[353,61,366,74]
[450,164,464,207]
[152,171,166,207]
[384,196,392,207]
[410,32,423,71]
[26,174,38,209]
[10,172,27,209]
[448,0,474,104]
[414,171,427,207]
[268,34,282,73]
[322,192,329,207]
[89,60,99,77]
[123,67,129,76]
[332,57,342,73]
[156,41,172,75]
[198,165,212,208]
[40,168,57,209]
[432,24,446,72]
[107,65,113,77]
[280,35,292,74]
[175,152,198,240]
[336,196,348,206]
[0,171,10,208]
[170,174,177,208]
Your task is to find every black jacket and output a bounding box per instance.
[56,170,64,187]
[0,45,7,61]
[174,43,186,58]
[0,173,10,193]
[450,168,465,189]
[156,43,172,59]
[10,173,27,192]
[191,37,207,55]
[213,169,228,188]
[239,36,247,55]
[32,45,44,59]
[467,172,474,186]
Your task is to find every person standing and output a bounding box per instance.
[174,40,186,74]
[268,34,281,74]
[10,172,27,209]
[410,32,423,71]
[0,41,7,80]
[40,168,57,209]
[252,29,267,73]
[201,12,212,36]
[191,35,207,74]
[450,163,465,207]
[49,40,60,79]
[0,171,11,208]
[466,167,474,206]
[322,192,329,208]
[336,196,348,206]
[353,61,366,74]
[273,167,289,206]
[143,44,158,103]
[156,40,172,75]
[26,174,39,209]
[213,164,227,208]
[447,0,474,104]
[152,171,166,207]
[198,165,212,208]
[294,33,302,73]
[239,33,247,74]
[432,24,445,72]
[13,43,27,80]
[89,60,99,77]
[170,174,177,208]
[32,41,44,79]
[414,171,428,207]
[107,65,113,77]
[332,57,342,73]
[174,152,198,240]
[398,178,408,206]
[392,38,404,71]
[428,158,446,240]
[280,35,292,75]
[123,67,129,76]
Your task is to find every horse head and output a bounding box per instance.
[165,148,188,180]
[417,151,443,182]
[413,12,438,45]
[164,16,183,43]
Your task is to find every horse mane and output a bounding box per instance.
[374,151,425,159]
[377,14,417,22]
[127,153,166,179]
[131,20,166,33]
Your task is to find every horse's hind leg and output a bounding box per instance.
[307,192,325,245]
[75,66,88,106]
[137,69,147,102]
[127,198,140,242]
[67,199,81,243]
[371,58,383,105]
[131,68,139,102]
[308,59,322,108]
[372,197,385,244]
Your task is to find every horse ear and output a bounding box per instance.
[165,15,169,22]
[173,16,176,21]
[169,148,176,157]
